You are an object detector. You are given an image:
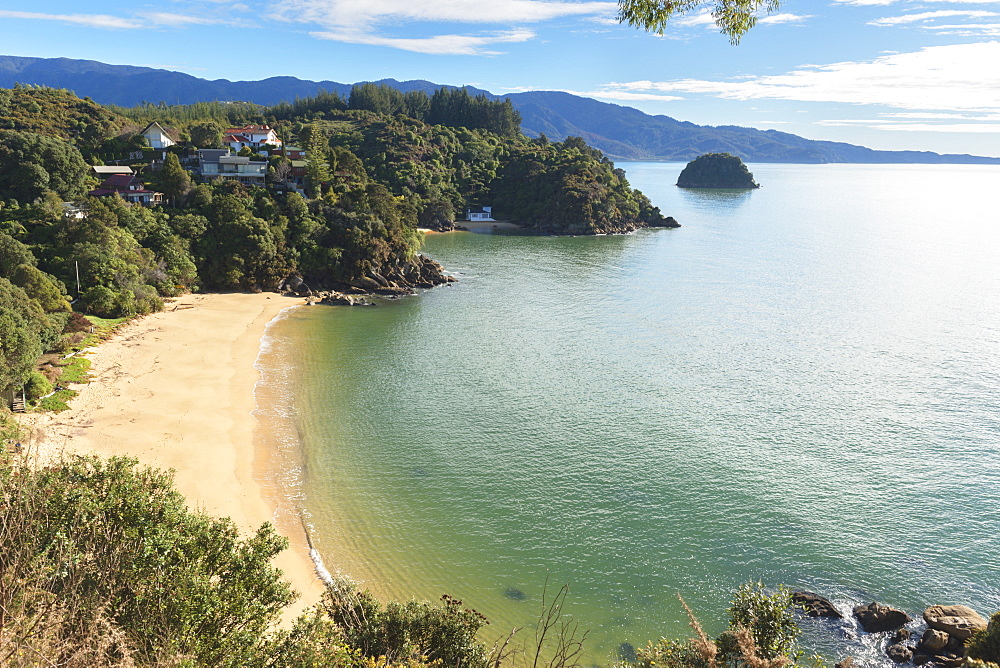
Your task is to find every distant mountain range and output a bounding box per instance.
[2,54,998,164]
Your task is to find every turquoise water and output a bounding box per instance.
[263,163,1000,665]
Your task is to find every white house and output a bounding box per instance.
[223,124,282,151]
[466,206,495,222]
[140,122,176,149]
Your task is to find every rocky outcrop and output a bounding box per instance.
[793,591,843,619]
[887,643,914,663]
[834,657,855,668]
[676,153,760,189]
[919,629,950,652]
[315,292,371,306]
[924,605,988,640]
[647,216,681,229]
[853,602,912,633]
[278,254,456,301]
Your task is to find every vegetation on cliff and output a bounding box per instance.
[676,153,759,189]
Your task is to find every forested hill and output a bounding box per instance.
[3,55,998,165]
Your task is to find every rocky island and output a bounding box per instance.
[676,152,760,189]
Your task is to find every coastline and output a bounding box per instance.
[24,292,327,618]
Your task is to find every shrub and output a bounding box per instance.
[969,613,1000,666]
[63,311,93,334]
[0,455,297,666]
[24,370,52,401]
[81,285,118,318]
[717,582,799,668]
[321,579,490,668]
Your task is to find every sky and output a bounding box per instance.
[1,0,999,156]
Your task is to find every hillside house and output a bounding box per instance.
[198,149,266,186]
[89,174,163,205]
[223,124,282,152]
[466,206,495,221]
[140,122,176,149]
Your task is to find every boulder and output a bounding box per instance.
[834,657,855,668]
[934,653,966,668]
[853,602,912,633]
[894,629,913,643]
[912,654,932,666]
[919,629,950,652]
[793,591,844,619]
[886,643,913,663]
[923,605,988,640]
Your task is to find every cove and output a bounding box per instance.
[261,163,1000,666]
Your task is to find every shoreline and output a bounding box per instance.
[23,292,327,619]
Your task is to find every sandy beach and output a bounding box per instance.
[25,292,327,617]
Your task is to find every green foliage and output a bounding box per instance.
[0,84,126,153]
[10,263,70,312]
[676,153,759,189]
[24,369,52,401]
[189,119,225,148]
[717,583,799,668]
[617,0,780,44]
[637,637,715,668]
[37,387,76,411]
[969,613,1000,665]
[158,151,193,203]
[0,230,36,275]
[322,580,490,668]
[0,129,93,202]
[490,137,669,233]
[631,586,801,668]
[0,455,297,666]
[0,277,58,392]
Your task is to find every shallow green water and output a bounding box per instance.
[261,163,1000,665]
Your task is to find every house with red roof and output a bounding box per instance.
[89,173,163,206]
[222,124,282,152]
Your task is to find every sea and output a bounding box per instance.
[255,162,1000,667]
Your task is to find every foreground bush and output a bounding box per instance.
[0,454,296,666]
[969,612,1000,668]
[634,583,801,668]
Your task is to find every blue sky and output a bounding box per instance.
[1,0,999,156]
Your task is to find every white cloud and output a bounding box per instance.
[930,22,1000,34]
[310,28,536,54]
[273,0,616,29]
[600,42,1000,113]
[0,10,141,29]
[0,8,236,29]
[145,12,226,26]
[817,120,1000,132]
[272,0,616,54]
[869,9,997,25]
[833,0,899,6]
[757,13,812,24]
[578,90,685,101]
[674,9,717,27]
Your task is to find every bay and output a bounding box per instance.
[261,162,1000,665]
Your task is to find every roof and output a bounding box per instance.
[93,165,133,175]
[139,121,175,140]
[224,134,251,143]
[98,174,139,189]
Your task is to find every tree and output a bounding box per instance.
[0,129,92,202]
[189,120,224,148]
[159,152,193,205]
[0,277,55,392]
[617,0,780,44]
[304,124,331,198]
